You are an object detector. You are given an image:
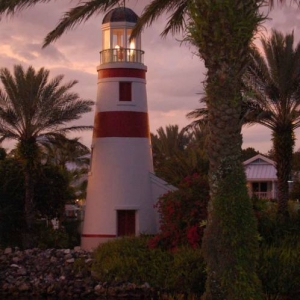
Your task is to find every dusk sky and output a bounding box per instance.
[0,1,300,154]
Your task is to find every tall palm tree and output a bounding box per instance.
[0,0,292,297]
[0,65,93,245]
[243,30,300,219]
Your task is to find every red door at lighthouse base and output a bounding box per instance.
[117,210,136,236]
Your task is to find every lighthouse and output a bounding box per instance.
[81,7,174,250]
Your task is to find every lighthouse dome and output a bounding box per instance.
[102,7,138,24]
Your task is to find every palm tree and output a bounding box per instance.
[0,0,293,297]
[41,135,90,170]
[243,30,300,219]
[151,125,208,185]
[0,65,93,246]
[151,125,191,160]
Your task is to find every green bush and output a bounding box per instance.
[92,236,172,287]
[255,200,300,298]
[259,236,300,299]
[62,219,81,248]
[165,247,206,296]
[256,200,300,245]
[92,236,206,296]
[36,224,69,249]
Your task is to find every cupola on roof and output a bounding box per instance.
[102,7,138,24]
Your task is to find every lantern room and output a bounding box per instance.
[101,7,144,64]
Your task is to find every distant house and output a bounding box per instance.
[243,154,278,199]
[65,204,81,219]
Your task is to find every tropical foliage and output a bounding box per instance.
[0,155,73,247]
[149,173,209,250]
[151,125,208,185]
[243,30,300,218]
[92,236,206,296]
[253,198,300,299]
[0,65,93,246]
[0,156,25,247]
[40,135,91,200]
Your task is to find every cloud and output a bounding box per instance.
[0,1,299,154]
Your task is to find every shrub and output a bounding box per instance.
[62,219,81,248]
[259,236,300,299]
[92,236,172,288]
[0,158,25,248]
[165,247,206,296]
[36,224,69,249]
[256,200,300,245]
[92,236,206,296]
[149,173,209,250]
[255,200,300,298]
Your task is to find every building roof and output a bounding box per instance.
[102,7,138,24]
[243,154,277,181]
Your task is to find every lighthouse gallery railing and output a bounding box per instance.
[100,48,144,64]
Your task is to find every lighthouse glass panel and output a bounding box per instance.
[126,28,136,62]
[112,29,125,61]
[103,30,110,49]
[112,29,124,48]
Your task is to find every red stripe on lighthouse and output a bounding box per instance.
[98,68,146,79]
[93,111,150,138]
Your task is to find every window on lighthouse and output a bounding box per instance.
[119,82,132,101]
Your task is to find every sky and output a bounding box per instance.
[0,0,300,154]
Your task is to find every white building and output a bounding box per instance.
[81,7,175,250]
[244,154,278,199]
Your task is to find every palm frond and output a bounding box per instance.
[132,0,189,38]
[0,0,52,15]
[0,64,94,147]
[43,0,121,47]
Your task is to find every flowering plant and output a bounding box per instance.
[149,173,209,250]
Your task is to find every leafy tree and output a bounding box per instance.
[0,147,6,160]
[242,147,260,162]
[35,164,73,220]
[292,149,300,172]
[0,65,93,246]
[40,135,90,201]
[0,0,293,297]
[0,155,77,247]
[243,30,300,218]
[0,157,25,247]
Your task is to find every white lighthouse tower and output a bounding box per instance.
[81,7,174,250]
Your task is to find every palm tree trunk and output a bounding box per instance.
[202,69,262,299]
[18,139,38,248]
[23,166,36,248]
[273,127,294,219]
[188,0,264,298]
